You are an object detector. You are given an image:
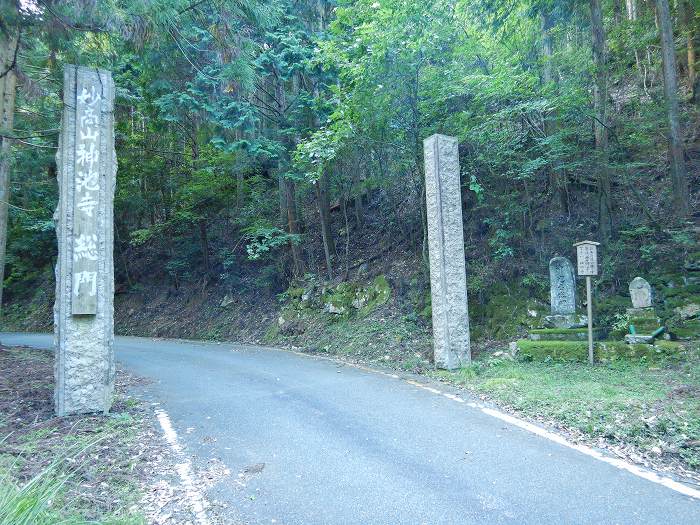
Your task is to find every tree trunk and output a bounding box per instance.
[541,12,569,214]
[316,173,334,276]
[312,2,335,278]
[354,183,364,231]
[590,0,614,239]
[626,0,637,20]
[541,13,554,85]
[285,179,303,276]
[235,127,244,208]
[199,219,210,273]
[0,34,18,314]
[613,0,623,23]
[656,0,690,218]
[683,0,696,99]
[274,69,303,276]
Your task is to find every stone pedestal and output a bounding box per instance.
[54,66,116,416]
[423,134,470,369]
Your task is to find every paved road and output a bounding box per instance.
[2,332,699,524]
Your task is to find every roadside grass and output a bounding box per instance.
[431,345,700,475]
[0,346,148,524]
[272,305,435,370]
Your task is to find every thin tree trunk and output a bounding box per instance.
[682,0,696,99]
[0,34,18,313]
[315,176,334,279]
[311,2,335,278]
[285,179,303,276]
[590,0,614,239]
[613,0,623,23]
[274,70,303,276]
[354,191,364,231]
[656,0,690,218]
[235,127,244,208]
[341,195,350,281]
[199,219,210,273]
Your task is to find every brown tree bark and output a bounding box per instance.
[312,0,335,278]
[0,33,18,313]
[235,127,244,209]
[273,68,304,276]
[590,0,614,239]
[656,0,690,218]
[315,174,334,278]
[541,12,569,214]
[682,0,696,99]
[199,219,210,273]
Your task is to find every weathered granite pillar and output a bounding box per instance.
[54,65,115,416]
[423,134,470,369]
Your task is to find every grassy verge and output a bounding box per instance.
[0,346,148,524]
[431,345,700,479]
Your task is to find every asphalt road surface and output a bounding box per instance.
[2,332,699,524]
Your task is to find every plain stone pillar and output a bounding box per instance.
[54,65,116,416]
[423,134,471,369]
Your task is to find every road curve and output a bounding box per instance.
[2,332,699,525]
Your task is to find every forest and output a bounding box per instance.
[0,0,698,341]
[2,2,700,521]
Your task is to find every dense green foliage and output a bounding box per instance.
[2,0,698,304]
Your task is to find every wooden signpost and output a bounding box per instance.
[574,241,600,364]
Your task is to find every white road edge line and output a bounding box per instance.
[480,406,700,500]
[155,409,212,525]
[282,347,700,499]
[402,377,700,500]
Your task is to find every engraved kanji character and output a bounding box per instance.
[76,170,99,193]
[73,271,97,297]
[77,194,98,218]
[74,233,98,262]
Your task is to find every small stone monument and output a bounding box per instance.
[423,134,470,369]
[529,256,596,342]
[629,277,652,309]
[624,277,663,344]
[542,257,586,329]
[54,65,116,416]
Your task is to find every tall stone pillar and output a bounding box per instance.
[423,134,471,369]
[54,65,116,416]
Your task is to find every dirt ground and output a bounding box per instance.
[0,345,220,524]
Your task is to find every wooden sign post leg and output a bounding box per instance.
[586,275,594,364]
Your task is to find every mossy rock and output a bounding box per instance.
[516,340,590,362]
[528,328,603,341]
[653,272,686,288]
[286,287,305,299]
[515,339,684,363]
[684,252,700,271]
[669,320,700,340]
[661,283,700,316]
[322,276,392,317]
[471,291,544,340]
[355,275,392,314]
[663,284,700,299]
[371,275,391,305]
[597,341,683,362]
